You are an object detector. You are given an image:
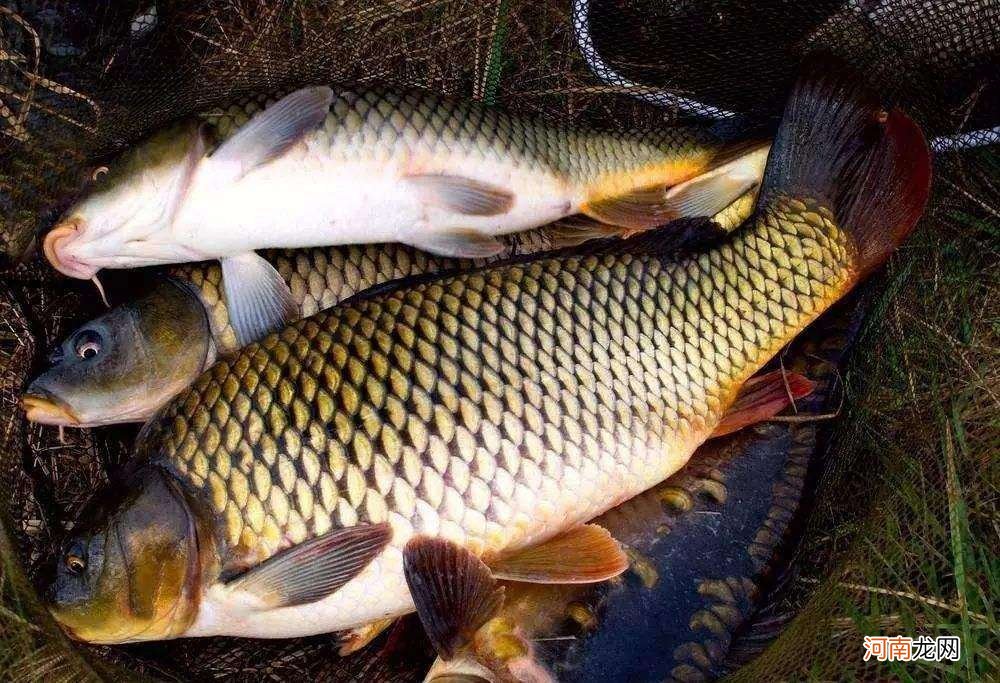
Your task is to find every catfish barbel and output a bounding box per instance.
[23,192,757,429]
[41,84,767,345]
[42,66,929,672]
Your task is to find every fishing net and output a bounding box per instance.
[0,1,996,680]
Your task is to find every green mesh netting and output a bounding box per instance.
[1,1,997,681]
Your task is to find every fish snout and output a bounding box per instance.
[21,390,80,426]
[43,220,97,279]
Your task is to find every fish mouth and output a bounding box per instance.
[21,392,80,426]
[43,220,98,279]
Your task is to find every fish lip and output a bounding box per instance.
[43,219,98,279]
[21,391,81,426]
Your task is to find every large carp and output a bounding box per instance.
[42,66,929,676]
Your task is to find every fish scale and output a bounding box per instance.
[201,87,719,187]
[171,233,555,356]
[138,194,855,594]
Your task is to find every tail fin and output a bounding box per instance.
[760,60,932,276]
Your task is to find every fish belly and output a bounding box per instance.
[189,428,691,640]
[189,546,413,639]
[177,161,416,255]
[178,146,575,258]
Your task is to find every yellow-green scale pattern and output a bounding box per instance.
[138,194,857,570]
[200,87,720,187]
[169,231,555,355]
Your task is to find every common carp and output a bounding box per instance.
[41,84,768,344]
[22,237,545,428]
[425,308,857,682]
[42,65,929,668]
[23,193,757,429]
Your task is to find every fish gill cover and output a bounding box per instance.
[0,1,996,681]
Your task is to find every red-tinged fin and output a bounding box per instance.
[404,537,505,661]
[488,523,628,584]
[712,370,816,438]
[758,57,932,276]
[850,108,932,276]
[226,522,391,608]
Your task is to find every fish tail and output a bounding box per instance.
[759,57,932,276]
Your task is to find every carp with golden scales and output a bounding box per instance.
[42,63,929,672]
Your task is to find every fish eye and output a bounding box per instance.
[65,554,86,574]
[73,330,103,360]
[91,166,109,182]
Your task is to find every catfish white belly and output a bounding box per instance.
[175,154,575,258]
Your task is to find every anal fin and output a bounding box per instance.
[712,370,816,438]
[662,166,759,221]
[221,251,298,346]
[226,522,391,608]
[581,185,677,231]
[580,143,769,232]
[488,523,628,584]
[403,537,504,660]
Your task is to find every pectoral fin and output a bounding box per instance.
[404,174,515,216]
[488,524,628,584]
[211,86,333,180]
[227,522,391,609]
[403,537,505,660]
[221,252,298,345]
[712,370,816,438]
[405,231,505,259]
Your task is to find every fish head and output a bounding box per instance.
[43,466,211,644]
[23,279,212,427]
[43,120,206,279]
